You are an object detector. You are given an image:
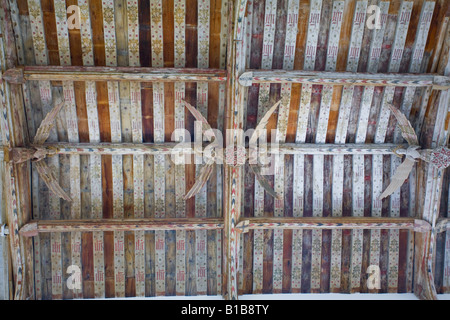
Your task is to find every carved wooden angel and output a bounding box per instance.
[183,99,282,200]
[12,100,71,202]
[379,103,450,199]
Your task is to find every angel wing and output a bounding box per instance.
[249,100,281,147]
[387,103,419,146]
[182,100,218,199]
[250,163,281,200]
[183,100,216,141]
[248,100,282,198]
[379,158,415,200]
[33,100,65,145]
[184,162,214,200]
[35,160,72,202]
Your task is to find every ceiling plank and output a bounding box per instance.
[150,0,166,297]
[126,0,145,298]
[195,0,211,296]
[395,1,435,293]
[53,0,82,301]
[345,0,369,294]
[101,0,126,298]
[329,0,349,293]
[363,2,390,295]
[174,0,187,298]
[27,0,63,300]
[252,0,278,295]
[384,1,413,294]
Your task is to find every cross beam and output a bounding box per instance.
[19,218,225,237]
[2,66,228,84]
[19,217,431,237]
[239,70,450,90]
[10,142,405,158]
[236,217,431,233]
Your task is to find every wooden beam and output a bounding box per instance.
[216,0,228,296]
[13,142,405,156]
[223,0,247,300]
[236,217,431,233]
[21,216,433,236]
[19,218,225,237]
[436,218,450,233]
[0,0,33,300]
[2,66,227,84]
[239,70,450,90]
[414,10,450,300]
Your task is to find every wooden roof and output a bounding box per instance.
[0,0,450,300]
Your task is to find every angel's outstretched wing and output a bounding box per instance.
[182,100,218,199]
[379,158,415,200]
[35,160,72,202]
[388,104,419,146]
[250,163,281,200]
[184,162,214,200]
[248,100,282,199]
[183,100,216,141]
[33,100,65,145]
[249,100,281,147]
